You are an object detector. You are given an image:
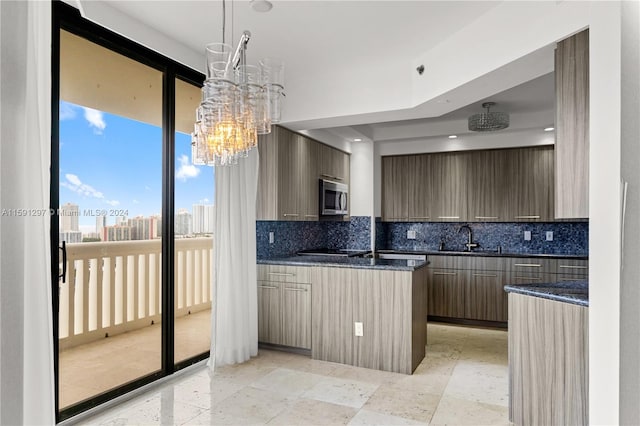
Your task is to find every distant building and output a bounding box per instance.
[175,209,192,236]
[102,225,131,241]
[115,215,127,226]
[59,231,82,243]
[128,216,159,240]
[96,214,107,240]
[59,202,79,232]
[192,204,214,234]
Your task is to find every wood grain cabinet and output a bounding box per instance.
[381,156,410,221]
[427,255,588,325]
[257,126,349,221]
[555,29,589,219]
[381,146,554,223]
[257,265,312,350]
[320,143,349,183]
[509,293,588,425]
[430,152,468,221]
[505,146,554,221]
[427,267,465,318]
[467,150,508,221]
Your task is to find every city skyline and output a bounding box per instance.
[59,100,215,234]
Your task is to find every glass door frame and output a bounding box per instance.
[51,2,206,422]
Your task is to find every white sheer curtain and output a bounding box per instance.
[209,148,259,368]
[0,1,55,425]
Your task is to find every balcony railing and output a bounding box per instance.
[59,238,213,349]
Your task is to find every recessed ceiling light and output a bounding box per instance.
[448,135,458,139]
[544,127,555,132]
[251,0,273,12]
[353,138,362,142]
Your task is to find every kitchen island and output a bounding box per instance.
[504,281,588,426]
[257,256,428,374]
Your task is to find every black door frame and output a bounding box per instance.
[51,2,206,422]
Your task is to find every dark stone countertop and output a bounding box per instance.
[504,281,588,307]
[258,255,428,271]
[377,249,588,260]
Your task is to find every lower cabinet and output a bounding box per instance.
[428,269,465,318]
[509,293,588,425]
[465,270,507,322]
[427,256,588,325]
[257,265,312,350]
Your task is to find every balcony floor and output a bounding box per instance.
[60,309,211,409]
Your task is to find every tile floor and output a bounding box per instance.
[74,323,510,425]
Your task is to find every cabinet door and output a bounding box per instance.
[408,154,432,221]
[430,152,468,221]
[257,281,282,344]
[256,131,279,220]
[505,147,554,221]
[277,128,302,220]
[467,150,507,221]
[281,283,312,349]
[298,136,320,221]
[465,270,507,322]
[381,156,409,221]
[320,144,349,183]
[555,29,589,219]
[428,268,465,318]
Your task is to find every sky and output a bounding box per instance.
[59,100,214,232]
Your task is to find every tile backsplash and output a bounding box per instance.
[256,216,371,259]
[257,218,588,259]
[377,221,588,256]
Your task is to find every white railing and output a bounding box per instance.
[59,238,213,350]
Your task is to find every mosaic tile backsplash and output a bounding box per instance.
[257,217,588,259]
[377,221,588,256]
[256,216,371,259]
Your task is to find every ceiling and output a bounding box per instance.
[76,0,556,148]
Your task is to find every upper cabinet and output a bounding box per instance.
[319,143,350,183]
[555,29,589,219]
[381,146,554,222]
[257,126,349,221]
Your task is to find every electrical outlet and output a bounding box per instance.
[546,231,553,241]
[354,322,363,337]
[269,232,274,244]
[407,230,416,240]
[524,230,531,241]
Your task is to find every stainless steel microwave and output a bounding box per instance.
[320,179,348,215]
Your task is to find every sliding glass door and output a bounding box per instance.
[53,3,207,421]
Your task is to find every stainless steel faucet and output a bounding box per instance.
[458,225,479,251]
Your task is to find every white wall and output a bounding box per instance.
[619,0,639,423]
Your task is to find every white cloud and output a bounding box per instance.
[176,154,200,181]
[83,107,106,134]
[199,198,210,203]
[132,199,140,204]
[62,173,118,206]
[59,102,77,121]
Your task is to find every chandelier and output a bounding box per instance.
[468,102,509,132]
[192,0,284,166]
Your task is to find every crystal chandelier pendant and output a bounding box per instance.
[191,3,285,167]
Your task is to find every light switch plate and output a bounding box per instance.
[524,230,531,241]
[407,230,416,240]
[354,322,363,337]
[269,232,274,244]
[546,231,553,241]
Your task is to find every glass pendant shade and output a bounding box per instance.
[192,35,285,166]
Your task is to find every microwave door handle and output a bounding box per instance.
[340,192,347,211]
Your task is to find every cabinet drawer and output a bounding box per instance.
[508,258,555,275]
[257,265,311,283]
[427,255,470,269]
[554,259,589,277]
